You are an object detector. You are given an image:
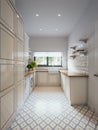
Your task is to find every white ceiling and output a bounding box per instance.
[16,0,91,37]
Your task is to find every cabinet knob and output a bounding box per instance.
[94,74,98,77]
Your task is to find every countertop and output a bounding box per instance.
[24,70,35,77]
[25,69,88,77]
[59,70,89,77]
[24,69,48,77]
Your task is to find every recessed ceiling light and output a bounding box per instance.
[40,28,42,31]
[36,14,39,17]
[58,14,61,17]
[56,28,58,31]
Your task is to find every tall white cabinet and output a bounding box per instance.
[0,0,25,129]
[88,18,98,113]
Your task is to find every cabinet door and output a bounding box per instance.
[94,20,98,113]
[17,16,23,40]
[0,26,14,60]
[24,76,30,101]
[15,39,24,61]
[16,81,24,109]
[49,73,60,86]
[16,62,24,82]
[0,64,14,91]
[37,72,48,86]
[0,89,14,129]
[0,0,14,31]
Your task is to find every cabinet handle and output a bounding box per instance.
[94,74,98,77]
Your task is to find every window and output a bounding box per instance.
[34,52,62,67]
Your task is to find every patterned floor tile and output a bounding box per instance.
[9,87,98,130]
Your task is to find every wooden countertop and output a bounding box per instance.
[25,69,88,77]
[24,70,35,77]
[24,69,48,77]
[59,70,89,77]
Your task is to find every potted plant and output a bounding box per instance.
[27,61,38,71]
[27,63,33,71]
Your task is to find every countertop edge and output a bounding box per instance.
[59,70,89,77]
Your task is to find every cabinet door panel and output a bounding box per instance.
[0,64,14,91]
[37,72,48,86]
[94,20,98,113]
[0,28,14,60]
[15,40,24,61]
[0,89,14,128]
[49,73,60,86]
[16,63,24,82]
[17,16,23,40]
[0,0,14,30]
[16,81,24,109]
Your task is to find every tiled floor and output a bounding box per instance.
[9,86,98,130]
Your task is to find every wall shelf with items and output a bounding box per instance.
[70,38,88,58]
[70,54,78,59]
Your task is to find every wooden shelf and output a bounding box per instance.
[70,45,77,50]
[70,54,77,59]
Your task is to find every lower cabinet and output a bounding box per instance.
[36,71,61,86]
[0,88,15,130]
[16,80,25,110]
[24,74,34,102]
[61,73,88,105]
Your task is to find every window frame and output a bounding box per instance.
[34,56,62,67]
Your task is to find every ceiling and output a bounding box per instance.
[16,0,91,37]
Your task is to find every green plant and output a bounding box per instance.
[31,61,38,67]
[27,63,33,70]
[27,61,38,71]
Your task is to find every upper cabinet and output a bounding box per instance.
[0,0,14,32]
[14,12,23,40]
[0,24,15,60]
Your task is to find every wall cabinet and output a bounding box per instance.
[15,62,24,82]
[61,73,88,105]
[15,39,24,61]
[16,80,25,110]
[0,88,15,129]
[0,0,14,32]
[0,0,25,129]
[0,64,14,91]
[0,25,15,60]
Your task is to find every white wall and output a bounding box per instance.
[29,36,68,68]
[68,0,98,74]
[68,0,98,111]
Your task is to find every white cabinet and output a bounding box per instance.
[16,81,25,110]
[0,25,15,60]
[0,0,14,32]
[0,64,14,91]
[37,72,48,86]
[17,15,23,40]
[0,89,14,129]
[36,71,61,86]
[16,62,24,82]
[15,39,24,61]
[61,73,88,105]
[48,72,60,86]
[24,74,34,102]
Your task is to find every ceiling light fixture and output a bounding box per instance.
[36,14,39,17]
[58,14,61,17]
[40,28,42,31]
